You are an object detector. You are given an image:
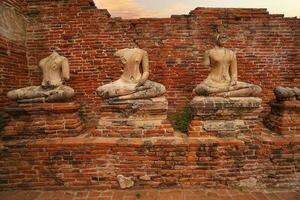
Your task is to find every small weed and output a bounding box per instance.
[169,106,192,133]
[135,192,141,199]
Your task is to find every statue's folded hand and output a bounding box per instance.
[230,80,237,86]
[136,79,145,87]
[135,85,151,92]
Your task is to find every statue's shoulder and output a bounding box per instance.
[204,49,213,57]
[38,56,48,67]
[57,55,68,62]
[135,48,148,59]
[136,48,147,55]
[228,48,236,54]
[223,48,236,58]
[206,48,213,53]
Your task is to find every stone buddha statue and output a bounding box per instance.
[97,48,166,100]
[7,51,74,102]
[193,34,262,97]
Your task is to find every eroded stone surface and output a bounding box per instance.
[139,175,151,181]
[99,96,168,128]
[203,120,245,132]
[189,96,262,137]
[95,96,174,137]
[190,97,262,118]
[238,177,259,189]
[117,175,134,189]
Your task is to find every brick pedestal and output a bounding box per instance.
[94,96,174,137]
[264,100,300,135]
[1,102,84,140]
[188,97,262,137]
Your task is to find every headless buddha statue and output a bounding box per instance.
[7,51,74,103]
[194,34,262,97]
[97,48,166,101]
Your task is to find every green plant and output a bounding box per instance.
[170,106,192,133]
[135,193,141,199]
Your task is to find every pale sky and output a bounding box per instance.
[94,0,299,19]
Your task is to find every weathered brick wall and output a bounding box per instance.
[259,136,300,188]
[1,0,299,191]
[0,0,28,109]
[0,136,299,190]
[19,0,300,126]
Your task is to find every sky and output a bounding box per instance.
[94,0,299,19]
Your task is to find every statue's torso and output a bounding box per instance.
[120,49,143,84]
[40,54,64,87]
[205,48,234,88]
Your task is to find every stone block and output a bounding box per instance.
[188,97,262,137]
[1,102,84,140]
[95,96,174,137]
[117,175,134,189]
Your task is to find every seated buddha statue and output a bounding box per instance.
[97,48,166,101]
[193,34,262,97]
[7,51,74,103]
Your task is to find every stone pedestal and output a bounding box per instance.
[264,100,300,135]
[188,97,262,137]
[94,96,174,137]
[2,102,84,140]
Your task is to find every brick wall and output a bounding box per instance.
[0,135,299,190]
[0,0,28,108]
[0,1,299,191]
[8,0,300,126]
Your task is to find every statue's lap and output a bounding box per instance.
[194,81,262,97]
[7,85,74,102]
[97,80,166,100]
